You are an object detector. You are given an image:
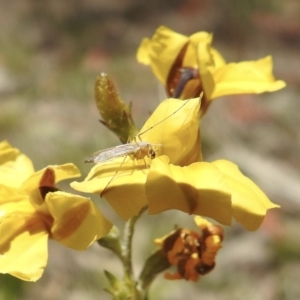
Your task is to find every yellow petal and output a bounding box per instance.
[183,31,213,67]
[22,163,81,190]
[72,97,202,219]
[0,186,34,220]
[0,140,10,151]
[51,163,81,182]
[136,38,151,65]
[71,160,148,220]
[177,32,216,99]
[194,215,214,230]
[136,26,188,84]
[146,156,232,225]
[138,98,202,166]
[198,50,286,99]
[0,215,48,281]
[46,191,112,250]
[212,160,279,230]
[210,48,226,68]
[0,184,25,204]
[21,163,81,207]
[0,141,34,188]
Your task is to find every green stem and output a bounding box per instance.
[121,206,147,278]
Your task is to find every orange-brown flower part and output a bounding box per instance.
[154,216,223,281]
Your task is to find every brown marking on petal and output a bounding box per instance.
[0,213,50,254]
[29,212,53,233]
[166,41,203,99]
[166,43,189,97]
[179,184,198,214]
[40,168,55,188]
[39,186,59,200]
[51,202,90,241]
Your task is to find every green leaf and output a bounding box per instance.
[139,249,171,290]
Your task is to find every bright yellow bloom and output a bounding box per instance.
[0,141,112,281]
[0,140,34,188]
[72,98,201,220]
[154,216,223,281]
[137,26,286,115]
[71,98,278,230]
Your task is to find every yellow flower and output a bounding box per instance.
[154,216,224,281]
[137,26,286,115]
[0,141,112,281]
[71,98,278,230]
[72,98,201,220]
[0,140,34,188]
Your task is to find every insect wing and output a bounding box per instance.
[84,143,139,163]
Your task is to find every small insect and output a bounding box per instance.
[84,141,157,164]
[84,139,160,197]
[84,96,197,164]
[84,96,200,196]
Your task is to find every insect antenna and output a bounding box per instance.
[138,94,201,138]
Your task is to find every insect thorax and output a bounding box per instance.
[133,143,155,160]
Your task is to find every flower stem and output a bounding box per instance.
[121,206,147,278]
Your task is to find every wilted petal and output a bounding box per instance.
[212,160,279,230]
[146,156,232,225]
[46,191,112,250]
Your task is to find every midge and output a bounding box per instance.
[83,141,158,164]
[84,97,198,165]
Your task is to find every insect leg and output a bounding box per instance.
[100,155,128,198]
[143,157,150,168]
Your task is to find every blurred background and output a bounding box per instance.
[1,0,300,299]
